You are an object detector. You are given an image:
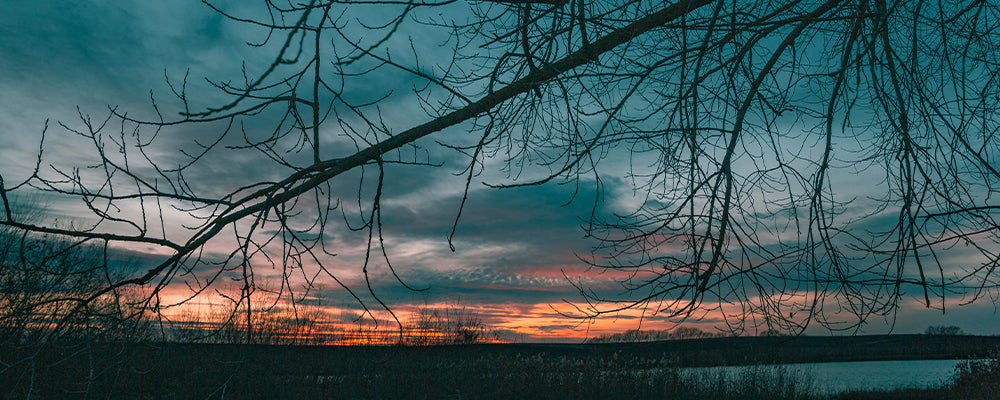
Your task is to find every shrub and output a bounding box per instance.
[950,352,1000,400]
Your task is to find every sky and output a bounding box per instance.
[2,0,999,341]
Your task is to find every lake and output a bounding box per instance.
[682,359,972,396]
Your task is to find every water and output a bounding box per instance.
[682,359,971,396]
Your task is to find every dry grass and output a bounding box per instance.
[2,338,998,399]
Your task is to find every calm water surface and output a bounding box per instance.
[683,359,971,395]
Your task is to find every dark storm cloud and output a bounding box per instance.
[381,178,607,257]
[316,178,636,308]
[0,0,441,187]
[0,1,241,108]
[370,266,590,305]
[0,1,246,190]
[1,3,146,87]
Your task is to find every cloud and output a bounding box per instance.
[5,0,1000,342]
[382,177,606,250]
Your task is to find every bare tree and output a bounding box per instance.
[0,201,150,345]
[1,0,999,340]
[564,0,1000,335]
[403,303,503,345]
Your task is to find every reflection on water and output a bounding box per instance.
[683,359,971,396]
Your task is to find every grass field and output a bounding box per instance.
[2,335,998,399]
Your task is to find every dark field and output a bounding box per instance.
[3,335,999,399]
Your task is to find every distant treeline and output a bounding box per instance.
[587,327,727,343]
